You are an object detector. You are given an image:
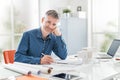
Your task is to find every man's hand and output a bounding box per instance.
[52,27,62,36]
[40,55,54,64]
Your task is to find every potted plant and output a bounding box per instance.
[63,9,71,17]
[63,9,71,13]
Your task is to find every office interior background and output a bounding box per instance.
[0,0,120,60]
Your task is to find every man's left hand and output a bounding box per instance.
[52,27,62,36]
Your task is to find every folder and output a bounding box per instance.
[16,75,48,80]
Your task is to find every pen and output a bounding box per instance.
[41,53,45,56]
[41,53,45,57]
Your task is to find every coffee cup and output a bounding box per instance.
[77,47,95,64]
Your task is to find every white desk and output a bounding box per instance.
[1,57,120,80]
[47,59,120,80]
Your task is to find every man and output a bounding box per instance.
[15,10,67,64]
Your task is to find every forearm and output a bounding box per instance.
[15,52,40,64]
[54,36,68,59]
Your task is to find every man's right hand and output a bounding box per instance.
[40,55,54,64]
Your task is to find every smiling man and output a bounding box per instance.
[15,10,67,64]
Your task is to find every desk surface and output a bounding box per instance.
[1,56,120,80]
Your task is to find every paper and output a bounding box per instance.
[55,58,83,65]
[40,59,83,74]
[3,62,53,75]
[14,62,53,74]
[3,64,32,75]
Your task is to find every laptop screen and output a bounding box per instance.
[107,39,120,57]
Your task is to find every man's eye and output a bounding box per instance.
[53,24,56,26]
[47,21,50,24]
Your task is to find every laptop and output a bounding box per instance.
[96,39,120,59]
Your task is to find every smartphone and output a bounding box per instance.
[52,73,80,80]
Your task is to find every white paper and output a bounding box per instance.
[3,64,32,75]
[14,62,53,74]
[55,58,83,65]
[12,63,41,75]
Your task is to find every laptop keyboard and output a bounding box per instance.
[96,53,112,59]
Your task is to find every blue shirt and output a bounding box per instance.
[15,28,67,64]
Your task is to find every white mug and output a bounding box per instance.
[77,47,94,64]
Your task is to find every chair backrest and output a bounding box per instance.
[3,50,16,64]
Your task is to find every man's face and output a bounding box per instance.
[42,16,59,33]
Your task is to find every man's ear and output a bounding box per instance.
[41,17,45,23]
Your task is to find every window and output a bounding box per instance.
[91,0,119,52]
[0,0,39,51]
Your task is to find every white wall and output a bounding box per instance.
[68,0,88,12]
[39,0,88,18]
[40,0,68,18]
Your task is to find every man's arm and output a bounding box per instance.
[52,28,67,59]
[53,36,68,60]
[15,32,40,64]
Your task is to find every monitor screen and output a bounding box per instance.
[107,39,120,57]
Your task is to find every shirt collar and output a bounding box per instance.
[37,27,52,39]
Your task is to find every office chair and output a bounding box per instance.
[3,50,16,64]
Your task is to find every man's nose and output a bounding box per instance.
[49,24,55,29]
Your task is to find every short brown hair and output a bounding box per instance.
[45,10,59,19]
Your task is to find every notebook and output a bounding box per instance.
[96,39,120,59]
